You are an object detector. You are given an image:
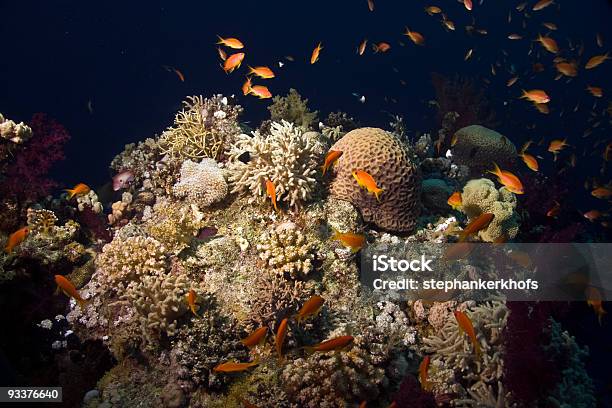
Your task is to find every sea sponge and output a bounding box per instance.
[227,120,325,211]
[460,178,519,242]
[159,95,242,161]
[172,158,228,207]
[268,88,318,130]
[451,125,516,172]
[329,127,421,232]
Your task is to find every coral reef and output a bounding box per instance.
[268,88,318,130]
[451,125,517,172]
[421,178,453,214]
[227,120,325,211]
[76,190,103,214]
[460,178,520,242]
[0,113,32,169]
[144,198,203,253]
[329,127,421,232]
[158,95,242,161]
[172,158,228,207]
[110,138,160,184]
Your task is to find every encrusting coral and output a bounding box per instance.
[227,120,325,211]
[144,198,203,253]
[460,178,519,242]
[268,88,318,130]
[172,158,228,207]
[329,127,421,232]
[159,95,242,161]
[451,125,516,172]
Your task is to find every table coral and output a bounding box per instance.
[329,127,421,232]
[460,178,519,242]
[159,95,242,161]
[172,158,228,207]
[227,120,325,211]
[451,125,516,173]
[268,88,318,130]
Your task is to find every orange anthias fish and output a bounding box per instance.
[250,85,272,99]
[508,34,523,40]
[454,310,481,356]
[295,295,324,324]
[372,42,391,53]
[586,86,603,98]
[447,191,462,210]
[65,183,91,200]
[424,6,442,15]
[275,318,288,360]
[216,36,244,49]
[4,227,29,253]
[547,201,561,217]
[54,275,87,309]
[213,359,259,373]
[536,34,559,53]
[304,335,354,353]
[404,28,425,45]
[591,187,612,199]
[241,327,268,348]
[555,61,578,77]
[187,289,199,317]
[585,53,610,69]
[247,66,275,79]
[521,89,550,104]
[332,230,366,253]
[242,77,252,95]
[265,179,278,211]
[322,150,343,176]
[357,39,368,55]
[217,47,227,61]
[548,138,568,154]
[488,163,524,194]
[542,22,558,30]
[311,42,323,64]
[352,170,383,201]
[533,0,554,11]
[583,210,602,222]
[223,52,245,73]
[585,286,607,325]
[463,0,473,11]
[459,213,494,242]
[367,0,375,12]
[419,355,431,391]
[506,76,519,87]
[520,152,539,171]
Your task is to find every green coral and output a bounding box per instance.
[268,88,318,130]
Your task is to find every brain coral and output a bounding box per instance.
[460,178,519,242]
[172,158,228,207]
[451,125,516,172]
[329,127,421,232]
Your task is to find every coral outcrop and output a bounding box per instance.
[329,127,421,232]
[268,88,318,130]
[451,125,516,172]
[172,159,228,207]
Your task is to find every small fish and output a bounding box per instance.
[332,230,366,253]
[506,76,519,87]
[547,201,561,217]
[304,335,354,353]
[534,103,550,114]
[536,34,559,53]
[459,213,494,242]
[352,170,383,201]
[488,163,524,194]
[358,39,368,55]
[275,318,288,360]
[443,241,476,260]
[542,21,557,30]
[367,0,375,11]
[533,0,554,11]
[295,295,324,324]
[217,47,227,61]
[322,150,343,176]
[311,42,323,64]
[86,99,93,114]
[454,310,481,356]
[250,85,272,99]
[585,53,610,69]
[596,33,604,48]
[591,187,612,199]
[216,36,244,49]
[464,48,473,61]
[464,0,473,11]
[419,355,431,391]
[585,286,607,325]
[247,66,275,79]
[55,275,87,309]
[242,77,252,95]
[112,170,134,191]
[586,86,603,98]
[548,138,568,154]
[173,68,185,82]
[520,152,539,171]
[223,53,245,73]
[521,89,550,104]
[213,359,258,373]
[372,42,391,53]
[447,191,462,210]
[187,289,199,317]
[404,28,425,45]
[241,327,268,348]
[4,227,28,253]
[583,210,602,222]
[424,6,442,15]
[65,183,91,199]
[442,19,456,31]
[516,2,527,11]
[265,179,278,211]
[555,61,578,77]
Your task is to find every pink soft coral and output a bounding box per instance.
[0,113,70,203]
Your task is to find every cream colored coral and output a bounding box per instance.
[145,198,202,253]
[227,120,324,211]
[172,159,227,207]
[461,178,519,242]
[256,222,316,279]
[77,189,103,213]
[0,113,32,144]
[108,192,132,224]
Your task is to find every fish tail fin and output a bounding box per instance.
[488,162,501,177]
[474,340,482,357]
[321,164,327,176]
[64,189,75,200]
[215,35,224,44]
[375,188,384,202]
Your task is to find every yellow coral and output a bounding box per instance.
[27,208,58,235]
[145,199,203,253]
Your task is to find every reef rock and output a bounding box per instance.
[421,178,453,214]
[451,125,516,172]
[329,127,421,232]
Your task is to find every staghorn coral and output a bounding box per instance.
[227,120,325,211]
[172,158,228,207]
[329,127,421,232]
[268,88,318,130]
[257,222,317,279]
[159,95,242,161]
[451,125,516,172]
[145,198,203,253]
[96,235,168,290]
[461,178,520,242]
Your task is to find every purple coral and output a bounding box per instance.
[0,113,70,203]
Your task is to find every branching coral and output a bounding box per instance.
[460,178,520,242]
[227,120,325,211]
[172,159,228,207]
[159,95,242,161]
[268,88,318,130]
